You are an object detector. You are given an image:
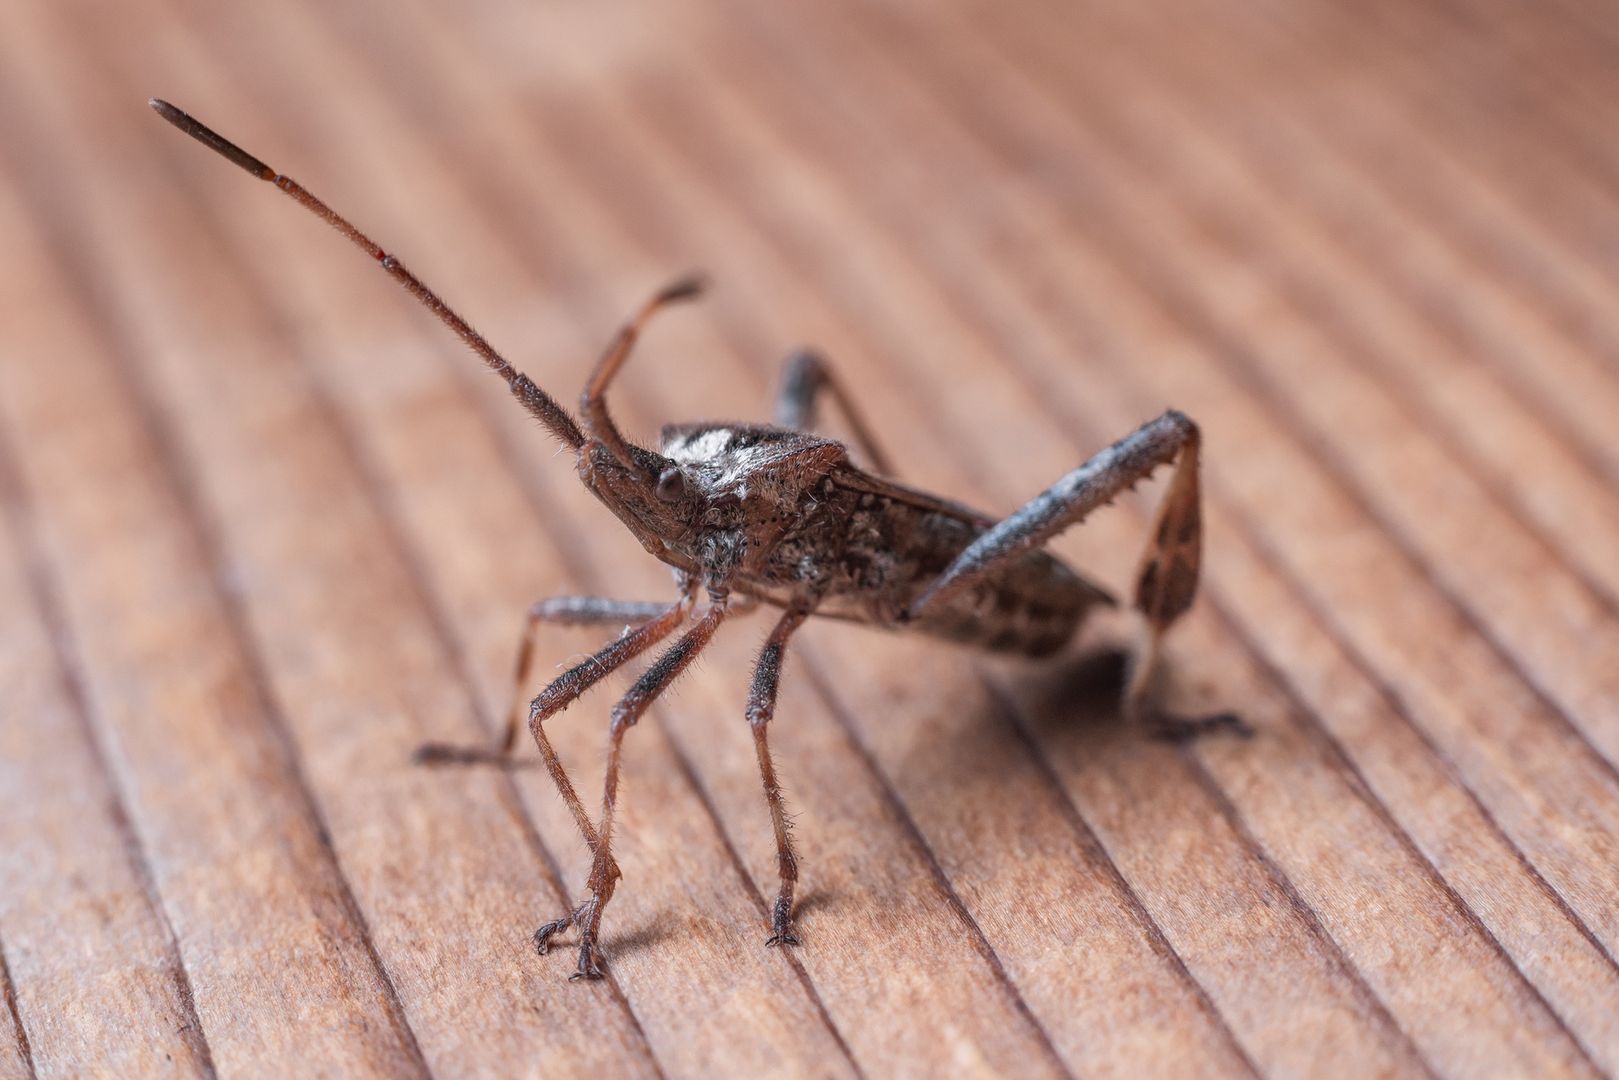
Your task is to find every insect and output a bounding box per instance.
[153,98,1242,982]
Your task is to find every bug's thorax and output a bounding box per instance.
[576,423,847,590]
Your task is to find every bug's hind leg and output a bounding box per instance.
[413,595,679,767]
[746,608,811,947]
[908,411,1244,737]
[1122,431,1246,739]
[775,349,894,474]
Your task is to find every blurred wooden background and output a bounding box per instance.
[4,0,1619,1076]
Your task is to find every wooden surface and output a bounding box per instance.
[3,0,1619,1075]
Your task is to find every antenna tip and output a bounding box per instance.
[149,97,276,181]
[657,273,708,305]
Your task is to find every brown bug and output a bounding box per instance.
[153,98,1241,981]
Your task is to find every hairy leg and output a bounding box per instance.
[414,595,677,767]
[525,594,696,849]
[541,599,731,979]
[908,411,1228,730]
[775,349,894,474]
[746,608,811,947]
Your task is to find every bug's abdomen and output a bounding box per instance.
[902,550,1109,657]
[798,498,1114,657]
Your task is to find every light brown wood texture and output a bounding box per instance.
[2,0,1617,1075]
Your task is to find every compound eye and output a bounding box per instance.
[655,467,688,503]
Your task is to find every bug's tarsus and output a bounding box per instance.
[534,899,592,957]
[412,743,508,767]
[1149,711,1253,744]
[653,274,707,306]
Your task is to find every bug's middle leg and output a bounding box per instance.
[775,348,893,474]
[414,595,678,767]
[745,607,812,947]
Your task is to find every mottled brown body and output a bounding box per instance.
[152,98,1233,984]
[657,424,1114,657]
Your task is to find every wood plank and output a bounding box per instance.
[148,8,866,1071]
[654,2,1606,1075]
[559,16,1432,1075]
[7,5,660,1075]
[0,953,32,1080]
[0,364,210,1074]
[4,0,1619,1073]
[0,51,429,1080]
[175,0,1099,1070]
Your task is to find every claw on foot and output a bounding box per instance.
[533,918,571,956]
[569,942,605,981]
[765,895,799,948]
[533,900,591,956]
[1150,710,1253,744]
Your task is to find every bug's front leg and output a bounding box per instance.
[561,598,731,980]
[909,411,1246,738]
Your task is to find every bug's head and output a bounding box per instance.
[578,439,704,560]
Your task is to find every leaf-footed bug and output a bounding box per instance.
[151,98,1246,982]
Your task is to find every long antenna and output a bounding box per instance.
[150,98,585,450]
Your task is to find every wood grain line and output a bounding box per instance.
[974,678,1265,1079]
[959,1,1619,980]
[1353,0,1619,297]
[698,2,1611,1067]
[1206,598,1608,1069]
[1,142,438,1080]
[839,0,1619,1038]
[281,0,1114,1068]
[1223,505,1619,982]
[618,23,1430,1069]
[0,17,460,1070]
[1000,4,1619,616]
[1182,757,1442,1078]
[0,941,35,1080]
[880,0,1619,792]
[0,414,219,1078]
[1220,0,1619,452]
[1172,0,1619,596]
[793,660,1077,1079]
